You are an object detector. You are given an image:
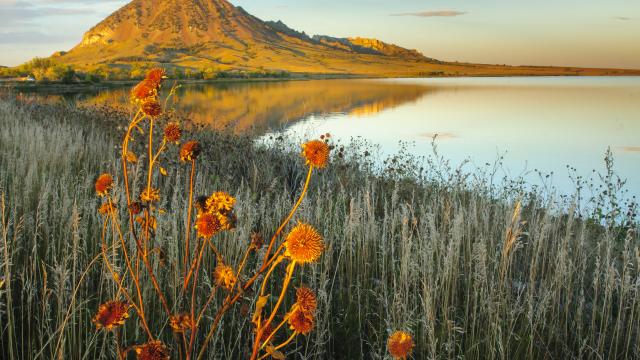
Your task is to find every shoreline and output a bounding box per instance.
[1,72,640,91]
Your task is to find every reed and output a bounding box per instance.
[0,84,638,359]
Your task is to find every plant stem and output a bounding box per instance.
[184,159,196,283]
[251,261,296,360]
[262,166,313,268]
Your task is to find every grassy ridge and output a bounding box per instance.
[0,98,638,359]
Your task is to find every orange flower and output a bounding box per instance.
[218,212,236,231]
[139,187,160,203]
[135,340,170,360]
[98,202,117,217]
[180,140,202,162]
[287,308,314,335]
[163,122,182,143]
[295,286,317,314]
[301,140,330,168]
[284,223,324,264]
[131,79,156,103]
[387,331,414,359]
[205,191,236,214]
[92,301,130,330]
[169,313,195,333]
[213,263,237,290]
[145,68,166,87]
[194,195,209,216]
[142,100,162,117]
[95,173,114,197]
[196,213,221,239]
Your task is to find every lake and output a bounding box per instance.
[20,76,640,198]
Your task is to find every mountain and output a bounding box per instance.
[55,0,640,77]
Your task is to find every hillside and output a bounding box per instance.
[54,0,640,77]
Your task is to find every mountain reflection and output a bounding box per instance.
[75,79,431,134]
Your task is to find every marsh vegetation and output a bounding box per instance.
[0,90,638,359]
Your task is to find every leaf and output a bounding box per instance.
[125,152,138,164]
[149,216,157,230]
[252,295,269,323]
[265,345,284,358]
[160,167,168,176]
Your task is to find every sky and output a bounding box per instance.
[0,0,639,68]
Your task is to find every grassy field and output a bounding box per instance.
[0,97,638,359]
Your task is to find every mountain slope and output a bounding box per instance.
[56,0,640,76]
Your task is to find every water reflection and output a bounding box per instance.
[63,80,433,134]
[17,76,640,197]
[265,77,640,196]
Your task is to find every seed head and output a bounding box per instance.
[135,340,170,360]
[169,313,195,333]
[301,140,330,168]
[180,140,202,162]
[142,100,162,117]
[213,263,237,290]
[205,191,236,214]
[163,122,182,143]
[131,79,156,103]
[139,187,160,203]
[196,213,222,239]
[295,286,317,314]
[288,308,315,335]
[98,202,117,217]
[95,173,114,197]
[387,331,414,359]
[284,223,324,264]
[129,201,143,215]
[92,301,130,330]
[145,68,166,88]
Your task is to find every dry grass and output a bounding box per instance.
[0,96,638,359]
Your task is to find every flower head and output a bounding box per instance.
[301,140,330,168]
[92,301,130,330]
[98,202,117,217]
[140,187,160,203]
[387,331,414,359]
[218,212,237,231]
[135,340,170,360]
[164,122,182,143]
[295,286,317,314]
[95,173,114,197]
[284,223,324,264]
[169,313,195,333]
[180,140,202,162]
[131,79,157,103]
[129,201,143,215]
[213,263,237,290]
[196,213,222,239]
[288,308,315,335]
[195,195,209,215]
[145,68,166,87]
[142,100,162,117]
[205,191,236,214]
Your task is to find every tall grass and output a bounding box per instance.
[0,97,638,359]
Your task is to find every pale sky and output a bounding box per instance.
[0,0,639,69]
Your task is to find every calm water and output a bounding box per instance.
[29,76,640,197]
